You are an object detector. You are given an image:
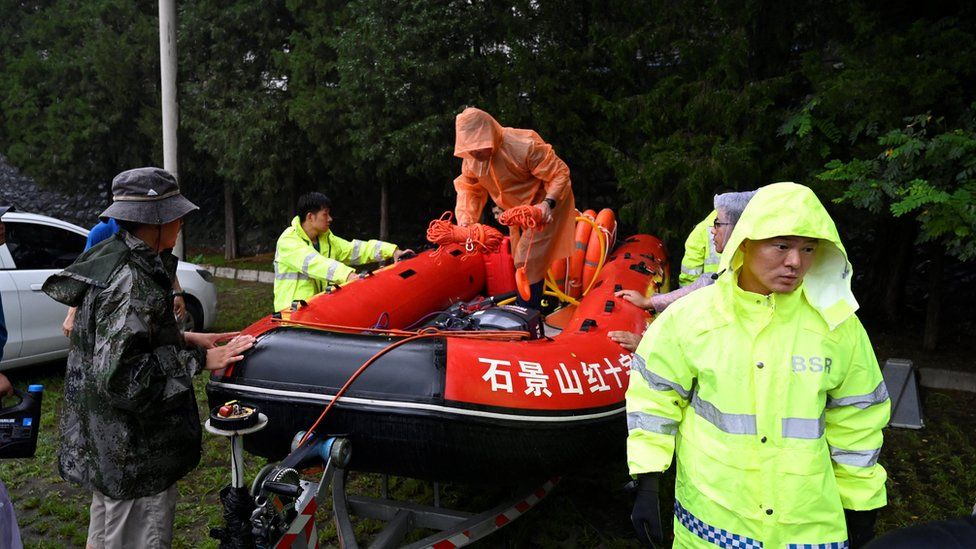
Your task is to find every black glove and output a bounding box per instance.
[846,508,878,548]
[630,473,663,548]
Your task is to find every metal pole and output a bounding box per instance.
[230,435,245,488]
[158,0,184,258]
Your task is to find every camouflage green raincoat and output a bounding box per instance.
[43,230,206,499]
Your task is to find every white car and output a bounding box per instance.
[0,210,217,370]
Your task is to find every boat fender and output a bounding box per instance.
[568,209,597,299]
[515,266,532,301]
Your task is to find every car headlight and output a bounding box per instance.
[196,268,215,283]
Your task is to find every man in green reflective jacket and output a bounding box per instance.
[43,168,255,548]
[677,209,719,287]
[627,182,889,548]
[273,192,412,311]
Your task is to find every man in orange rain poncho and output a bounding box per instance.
[453,107,575,308]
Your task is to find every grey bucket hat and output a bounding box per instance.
[100,167,198,225]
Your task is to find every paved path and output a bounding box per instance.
[200,264,274,284]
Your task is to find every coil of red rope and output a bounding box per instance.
[426,211,503,254]
[498,204,545,229]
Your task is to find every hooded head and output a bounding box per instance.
[454,107,504,160]
[719,182,857,330]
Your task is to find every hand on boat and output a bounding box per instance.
[186,331,241,349]
[393,248,416,261]
[204,335,256,371]
[615,289,652,310]
[608,330,642,352]
[346,272,362,282]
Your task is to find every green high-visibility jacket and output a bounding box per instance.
[627,183,889,548]
[679,210,719,287]
[273,216,397,311]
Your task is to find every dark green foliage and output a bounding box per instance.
[1,0,975,317]
[288,0,497,224]
[593,1,811,243]
[0,0,162,190]
[179,0,309,222]
[819,113,976,261]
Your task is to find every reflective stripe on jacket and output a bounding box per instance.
[273,216,396,311]
[678,211,719,287]
[627,183,889,548]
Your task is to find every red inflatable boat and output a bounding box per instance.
[206,233,668,483]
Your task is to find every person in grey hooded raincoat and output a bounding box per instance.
[43,168,254,549]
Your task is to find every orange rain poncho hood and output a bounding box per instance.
[453,107,575,282]
[454,107,504,160]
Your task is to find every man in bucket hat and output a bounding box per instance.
[43,168,255,548]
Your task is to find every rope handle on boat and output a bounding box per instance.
[296,327,531,448]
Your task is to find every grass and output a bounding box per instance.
[1,277,974,547]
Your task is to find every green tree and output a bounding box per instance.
[818,113,976,349]
[779,5,976,330]
[179,0,314,257]
[288,0,500,240]
[594,0,813,246]
[0,0,162,192]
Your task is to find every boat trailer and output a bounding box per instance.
[206,413,558,548]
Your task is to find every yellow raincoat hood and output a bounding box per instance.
[719,182,857,330]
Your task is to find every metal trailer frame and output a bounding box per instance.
[330,470,560,549]
[210,419,559,549]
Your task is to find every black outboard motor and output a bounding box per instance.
[469,305,545,339]
[0,385,44,459]
[421,292,544,339]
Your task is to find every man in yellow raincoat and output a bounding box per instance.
[627,182,889,548]
[273,192,411,311]
[678,186,733,287]
[452,107,575,308]
[678,210,720,287]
